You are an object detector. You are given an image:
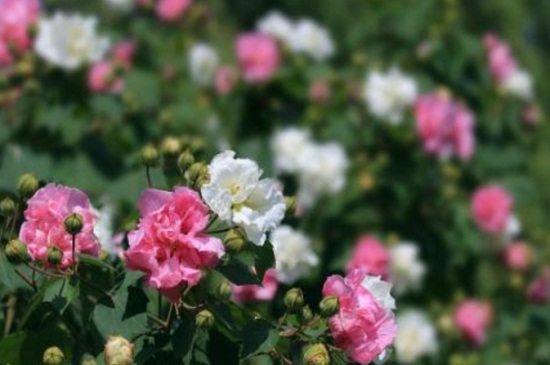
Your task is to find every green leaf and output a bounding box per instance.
[253,241,275,281]
[0,253,33,295]
[43,277,80,314]
[239,321,280,360]
[218,256,260,285]
[79,254,116,272]
[172,312,196,360]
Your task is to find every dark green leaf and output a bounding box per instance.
[43,278,79,314]
[239,321,279,360]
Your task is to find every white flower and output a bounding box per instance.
[35,13,110,70]
[270,226,318,284]
[271,128,312,173]
[201,151,286,245]
[290,19,334,62]
[104,0,134,11]
[364,68,417,124]
[256,10,294,48]
[395,310,438,363]
[502,69,534,101]
[92,204,115,257]
[390,242,426,295]
[361,275,396,311]
[296,142,348,207]
[188,43,219,87]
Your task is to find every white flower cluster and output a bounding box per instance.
[188,43,219,87]
[270,225,318,284]
[361,275,396,312]
[271,128,349,208]
[257,11,334,61]
[395,310,438,363]
[364,67,417,124]
[35,13,110,70]
[502,69,534,101]
[390,242,426,295]
[201,151,286,246]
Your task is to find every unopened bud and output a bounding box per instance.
[301,305,313,321]
[47,246,63,265]
[196,309,215,329]
[185,163,209,189]
[177,149,195,172]
[216,280,232,301]
[140,144,160,167]
[189,137,206,153]
[303,343,330,365]
[5,239,29,264]
[64,213,83,235]
[104,336,134,365]
[284,288,304,311]
[284,196,296,212]
[224,228,246,253]
[43,346,65,365]
[160,136,181,157]
[319,296,339,318]
[17,173,39,198]
[0,197,16,217]
[81,353,97,365]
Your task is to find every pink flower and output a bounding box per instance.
[236,33,280,84]
[503,241,531,271]
[322,270,396,364]
[346,235,389,279]
[19,184,100,269]
[0,0,40,65]
[156,0,192,23]
[415,92,475,161]
[125,187,225,302]
[454,300,493,347]
[215,66,235,95]
[112,41,136,69]
[523,105,540,126]
[309,79,331,104]
[483,33,517,83]
[471,185,513,233]
[87,61,124,94]
[527,268,550,304]
[231,269,279,303]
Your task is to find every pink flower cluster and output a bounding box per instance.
[483,33,517,84]
[236,33,280,84]
[156,0,192,23]
[454,299,493,347]
[88,41,136,94]
[231,269,279,303]
[471,185,513,234]
[503,241,531,271]
[0,0,40,66]
[19,184,100,269]
[527,267,550,304]
[415,92,475,161]
[323,270,396,364]
[346,235,389,279]
[125,187,224,302]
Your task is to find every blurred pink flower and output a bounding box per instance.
[527,268,550,304]
[471,185,513,234]
[0,0,40,65]
[113,41,136,69]
[454,299,493,347]
[522,105,540,126]
[87,61,124,93]
[236,33,280,83]
[156,0,192,23]
[483,33,517,83]
[415,92,475,161]
[503,241,531,271]
[215,66,235,95]
[125,187,225,302]
[323,270,396,364]
[231,269,279,303]
[19,184,100,269]
[346,235,390,279]
[309,79,331,104]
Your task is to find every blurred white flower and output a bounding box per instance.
[256,10,294,48]
[290,19,334,61]
[35,13,110,70]
[361,275,396,311]
[364,68,417,124]
[395,310,438,363]
[502,69,533,101]
[271,225,318,284]
[92,204,115,257]
[201,151,286,245]
[271,128,311,173]
[390,242,426,295]
[104,0,134,11]
[188,43,219,87]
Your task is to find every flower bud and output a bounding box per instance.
[177,149,195,172]
[196,309,215,329]
[185,163,209,189]
[140,144,160,167]
[43,346,65,365]
[319,296,339,318]
[64,213,83,235]
[189,137,206,153]
[0,197,16,217]
[81,354,97,365]
[301,305,313,321]
[104,336,134,365]
[17,173,39,198]
[223,228,246,253]
[303,343,330,365]
[216,280,232,301]
[284,196,296,212]
[284,288,304,311]
[5,239,29,264]
[47,246,63,265]
[160,137,181,157]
